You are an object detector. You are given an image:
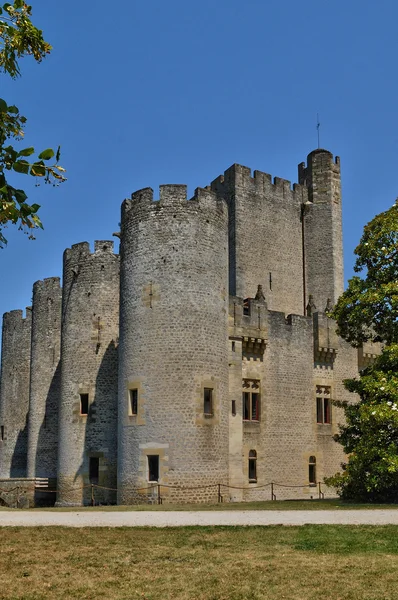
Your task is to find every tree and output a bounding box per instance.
[0,0,66,247]
[325,201,398,501]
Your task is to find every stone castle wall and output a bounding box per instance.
[0,147,365,505]
[56,241,119,506]
[0,309,32,478]
[27,277,62,479]
[118,185,229,503]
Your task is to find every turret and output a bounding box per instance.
[56,241,119,506]
[27,277,62,480]
[0,308,32,477]
[299,149,344,311]
[118,185,229,503]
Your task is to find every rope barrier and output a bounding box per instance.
[0,479,327,507]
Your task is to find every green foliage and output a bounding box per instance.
[325,345,398,502]
[0,1,66,247]
[330,202,398,346]
[326,204,398,502]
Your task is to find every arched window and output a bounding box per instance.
[248,450,257,483]
[309,456,316,485]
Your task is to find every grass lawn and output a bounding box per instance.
[25,498,398,511]
[1,525,398,599]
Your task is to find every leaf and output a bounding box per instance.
[30,161,46,177]
[18,147,35,157]
[38,148,54,160]
[56,145,61,162]
[7,105,19,114]
[14,189,28,203]
[13,160,30,175]
[0,98,7,113]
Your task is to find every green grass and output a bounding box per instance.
[27,498,398,511]
[1,525,398,599]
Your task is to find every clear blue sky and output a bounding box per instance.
[1,0,397,323]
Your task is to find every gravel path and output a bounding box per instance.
[2,510,398,527]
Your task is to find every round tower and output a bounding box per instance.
[0,308,32,478]
[27,277,62,481]
[298,149,343,311]
[118,185,229,504]
[56,241,119,506]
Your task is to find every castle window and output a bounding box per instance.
[232,341,236,352]
[148,455,159,482]
[0,426,4,441]
[204,388,213,415]
[243,299,250,316]
[80,394,89,415]
[309,456,316,485]
[129,389,138,416]
[316,386,331,424]
[248,450,257,483]
[232,400,236,416]
[242,380,260,421]
[89,457,99,484]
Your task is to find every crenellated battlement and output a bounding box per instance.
[64,241,117,263]
[2,308,32,326]
[122,184,226,221]
[210,163,303,201]
[33,277,61,294]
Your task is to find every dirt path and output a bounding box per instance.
[2,509,398,527]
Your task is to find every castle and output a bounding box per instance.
[0,148,380,505]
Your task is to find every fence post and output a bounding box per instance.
[271,482,276,501]
[318,482,324,500]
[218,483,222,503]
[91,484,95,506]
[157,484,161,505]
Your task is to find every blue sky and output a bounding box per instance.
[1,0,397,323]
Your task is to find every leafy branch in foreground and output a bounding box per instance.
[325,202,398,502]
[0,1,66,247]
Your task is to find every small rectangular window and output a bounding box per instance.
[80,394,89,415]
[316,386,332,424]
[309,456,316,485]
[0,426,4,441]
[249,450,257,483]
[204,388,213,415]
[232,341,236,352]
[242,380,261,422]
[129,389,138,415]
[148,455,159,482]
[243,392,250,420]
[89,457,99,484]
[232,400,236,416]
[324,398,331,424]
[316,397,323,423]
[243,299,250,316]
[251,393,259,420]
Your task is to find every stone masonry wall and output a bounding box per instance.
[211,165,308,316]
[299,149,344,311]
[56,241,119,506]
[27,277,62,479]
[0,309,32,478]
[118,185,229,504]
